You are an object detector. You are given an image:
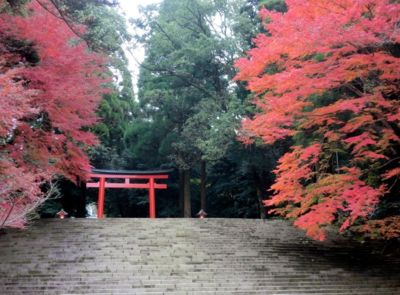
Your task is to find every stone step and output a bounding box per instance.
[0,218,399,294]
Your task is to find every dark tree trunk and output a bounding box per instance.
[252,167,267,219]
[117,197,125,217]
[255,185,266,219]
[179,169,185,217]
[183,169,192,217]
[76,179,87,218]
[200,160,207,211]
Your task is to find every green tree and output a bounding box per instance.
[133,0,255,216]
[126,0,288,219]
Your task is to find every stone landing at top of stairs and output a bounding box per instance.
[0,218,399,295]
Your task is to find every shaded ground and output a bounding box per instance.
[0,218,399,294]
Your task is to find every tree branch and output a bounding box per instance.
[35,0,91,49]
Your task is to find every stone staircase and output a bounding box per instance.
[0,218,399,295]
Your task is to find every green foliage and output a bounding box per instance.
[0,0,30,13]
[206,141,283,217]
[134,0,261,169]
[259,0,287,12]
[37,199,63,217]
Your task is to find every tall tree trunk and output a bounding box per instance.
[76,178,87,218]
[183,169,192,217]
[200,160,206,211]
[255,185,266,219]
[117,196,125,217]
[252,167,267,219]
[179,169,185,217]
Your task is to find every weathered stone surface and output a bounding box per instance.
[0,218,399,294]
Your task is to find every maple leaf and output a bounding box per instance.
[236,0,400,240]
[0,0,108,228]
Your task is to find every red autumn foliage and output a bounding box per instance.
[235,0,400,240]
[0,0,107,228]
[358,216,400,240]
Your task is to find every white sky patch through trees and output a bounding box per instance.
[118,0,161,96]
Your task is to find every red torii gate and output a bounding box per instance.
[86,169,170,219]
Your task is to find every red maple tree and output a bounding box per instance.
[0,0,107,228]
[235,0,400,240]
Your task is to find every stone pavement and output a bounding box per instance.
[0,218,399,294]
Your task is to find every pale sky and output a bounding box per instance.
[118,0,161,94]
[118,0,159,19]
